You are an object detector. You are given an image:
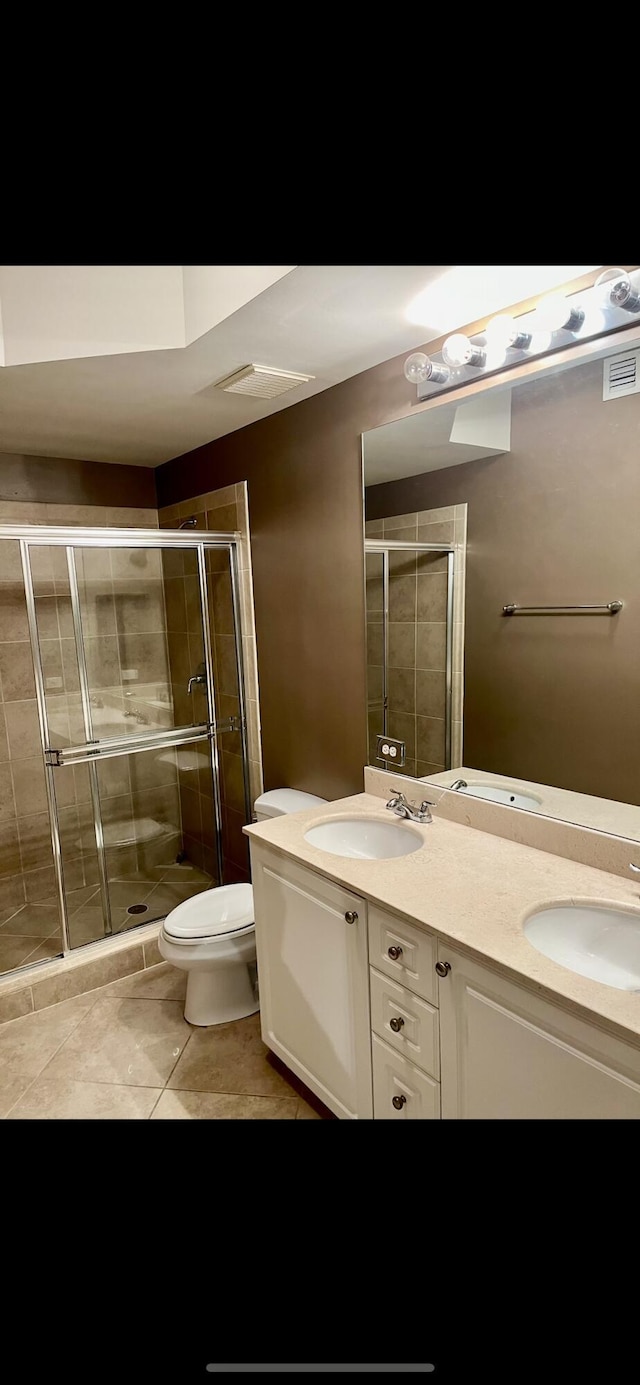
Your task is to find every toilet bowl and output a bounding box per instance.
[158,788,327,1026]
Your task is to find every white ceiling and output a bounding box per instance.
[0,264,601,469]
[0,265,454,467]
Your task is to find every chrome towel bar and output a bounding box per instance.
[502,601,623,616]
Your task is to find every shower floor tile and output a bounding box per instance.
[0,864,216,975]
[0,902,61,937]
[2,964,334,1121]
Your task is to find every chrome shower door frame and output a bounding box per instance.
[12,526,250,958]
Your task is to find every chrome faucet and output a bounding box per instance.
[386,791,435,825]
[450,778,468,791]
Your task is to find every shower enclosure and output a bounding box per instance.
[0,526,250,977]
[365,538,455,777]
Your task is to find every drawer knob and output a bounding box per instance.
[387,945,403,960]
[435,960,451,978]
[392,1094,407,1110]
[389,1016,405,1033]
[345,910,358,925]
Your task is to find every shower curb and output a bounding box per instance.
[0,922,162,1026]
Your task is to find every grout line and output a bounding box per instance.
[146,1087,167,1118]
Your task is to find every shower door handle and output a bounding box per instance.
[187,673,207,695]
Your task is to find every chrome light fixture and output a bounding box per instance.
[402,266,639,402]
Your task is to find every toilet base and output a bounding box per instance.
[185,960,259,1027]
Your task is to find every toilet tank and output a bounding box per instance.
[253,789,328,821]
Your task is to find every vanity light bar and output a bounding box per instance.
[404,267,640,401]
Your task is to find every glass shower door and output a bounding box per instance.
[25,537,248,950]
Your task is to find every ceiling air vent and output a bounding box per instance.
[215,364,314,399]
[603,348,640,401]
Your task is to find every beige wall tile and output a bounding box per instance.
[416,623,446,672]
[0,987,34,1024]
[417,506,455,523]
[31,943,145,1010]
[5,700,40,760]
[201,485,237,509]
[0,502,49,524]
[143,937,163,968]
[0,823,22,876]
[11,757,47,818]
[45,504,108,526]
[0,639,35,703]
[0,769,16,824]
[383,513,418,533]
[248,759,263,804]
[0,584,30,641]
[205,503,238,533]
[105,507,159,528]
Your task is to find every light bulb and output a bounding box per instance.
[485,313,534,352]
[403,352,450,385]
[404,352,430,384]
[534,294,585,334]
[595,267,640,314]
[441,333,486,369]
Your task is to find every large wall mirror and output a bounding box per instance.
[362,322,640,840]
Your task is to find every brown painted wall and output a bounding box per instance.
[366,360,640,805]
[156,368,419,799]
[0,451,155,508]
[154,270,617,801]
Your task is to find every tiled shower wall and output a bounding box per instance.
[365,504,467,779]
[158,483,263,884]
[0,502,169,971]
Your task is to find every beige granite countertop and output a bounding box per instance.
[245,792,640,1045]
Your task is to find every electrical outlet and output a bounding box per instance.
[376,734,406,766]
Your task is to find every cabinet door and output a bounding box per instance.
[250,844,373,1119]
[439,944,640,1120]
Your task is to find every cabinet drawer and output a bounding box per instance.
[368,905,436,1004]
[372,1034,440,1120]
[370,967,439,1079]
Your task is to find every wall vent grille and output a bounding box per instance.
[215,364,314,399]
[603,348,640,400]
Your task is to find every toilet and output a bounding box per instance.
[157,788,328,1026]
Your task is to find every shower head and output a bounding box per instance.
[178,516,198,529]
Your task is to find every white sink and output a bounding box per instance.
[304,817,423,860]
[524,904,640,990]
[455,783,540,810]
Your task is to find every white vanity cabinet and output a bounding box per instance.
[250,838,640,1121]
[438,944,640,1120]
[250,844,373,1119]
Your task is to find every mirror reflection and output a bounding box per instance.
[363,336,640,839]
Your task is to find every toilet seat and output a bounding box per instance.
[162,883,254,945]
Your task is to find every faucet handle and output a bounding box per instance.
[630,864,640,873]
[419,799,436,809]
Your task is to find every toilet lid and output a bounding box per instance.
[163,884,254,940]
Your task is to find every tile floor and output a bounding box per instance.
[0,862,215,974]
[0,962,333,1120]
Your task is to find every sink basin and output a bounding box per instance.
[304,817,423,860]
[455,783,540,810]
[524,904,640,990]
